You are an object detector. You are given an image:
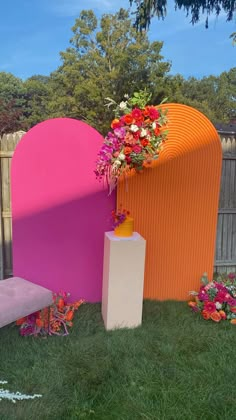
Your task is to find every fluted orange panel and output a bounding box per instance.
[117,103,222,300]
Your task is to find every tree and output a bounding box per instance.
[23,75,52,127]
[129,0,236,31]
[163,69,236,123]
[0,99,26,136]
[47,9,171,134]
[0,72,25,105]
[0,73,27,135]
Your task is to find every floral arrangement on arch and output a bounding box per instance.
[95,90,168,193]
[16,292,85,336]
[188,272,236,323]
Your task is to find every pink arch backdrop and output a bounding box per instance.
[11,118,115,302]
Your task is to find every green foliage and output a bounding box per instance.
[159,69,236,123]
[130,0,236,31]
[47,8,170,135]
[23,75,53,127]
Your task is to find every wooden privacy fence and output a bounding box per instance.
[214,131,236,274]
[0,129,235,280]
[0,131,25,279]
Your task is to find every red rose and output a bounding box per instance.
[204,301,216,313]
[154,127,161,136]
[133,131,140,140]
[124,114,133,125]
[131,108,144,122]
[111,118,121,129]
[141,139,149,147]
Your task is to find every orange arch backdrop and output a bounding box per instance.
[117,103,222,300]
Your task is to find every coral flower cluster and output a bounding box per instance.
[16,292,84,336]
[95,91,168,192]
[189,273,236,323]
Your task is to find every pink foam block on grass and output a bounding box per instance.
[0,277,53,328]
[11,118,115,302]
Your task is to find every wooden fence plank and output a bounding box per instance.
[0,131,25,279]
[214,132,236,274]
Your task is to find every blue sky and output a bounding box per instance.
[0,0,235,80]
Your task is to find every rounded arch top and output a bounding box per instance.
[156,103,222,164]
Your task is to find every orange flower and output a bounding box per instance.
[210,311,221,322]
[154,127,160,136]
[73,299,84,309]
[36,318,44,328]
[124,114,133,125]
[202,310,211,320]
[124,146,132,155]
[230,306,236,313]
[219,310,227,320]
[111,118,120,129]
[57,298,65,310]
[188,301,197,308]
[230,319,236,325]
[66,310,74,322]
[141,139,149,147]
[143,106,150,116]
[124,132,136,145]
[16,317,26,325]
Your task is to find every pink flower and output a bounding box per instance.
[214,291,227,303]
[228,273,236,280]
[132,145,142,154]
[198,290,209,301]
[227,296,236,306]
[148,106,160,120]
[131,108,143,121]
[214,282,227,292]
[204,301,216,313]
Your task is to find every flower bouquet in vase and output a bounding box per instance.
[111,207,133,237]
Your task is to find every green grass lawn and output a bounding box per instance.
[1,300,236,420]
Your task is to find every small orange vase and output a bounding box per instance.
[114,216,134,237]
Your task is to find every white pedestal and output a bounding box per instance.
[102,231,146,330]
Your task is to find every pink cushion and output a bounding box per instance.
[0,277,53,328]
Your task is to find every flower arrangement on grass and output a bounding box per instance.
[95,90,168,193]
[189,272,236,323]
[16,292,84,336]
[111,207,130,228]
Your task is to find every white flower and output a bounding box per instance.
[215,302,222,310]
[124,94,129,99]
[140,128,147,138]
[114,160,121,166]
[119,101,127,110]
[152,122,157,129]
[118,153,125,161]
[130,124,139,132]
